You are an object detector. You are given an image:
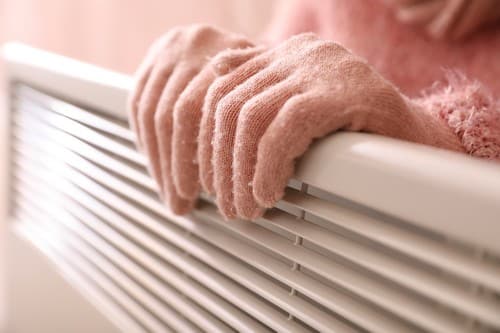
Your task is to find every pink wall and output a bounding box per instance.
[0,0,274,73]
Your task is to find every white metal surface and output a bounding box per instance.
[3,42,500,333]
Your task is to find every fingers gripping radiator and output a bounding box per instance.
[5,44,500,333]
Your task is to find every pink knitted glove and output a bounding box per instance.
[201,33,464,219]
[387,0,500,39]
[128,25,258,214]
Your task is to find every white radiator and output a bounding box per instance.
[3,43,500,333]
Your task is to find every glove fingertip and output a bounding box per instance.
[253,147,296,209]
[239,205,266,221]
[166,195,195,216]
[253,175,286,208]
[175,178,200,201]
[219,205,237,220]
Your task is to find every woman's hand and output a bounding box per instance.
[130,30,462,220]
[128,25,261,214]
[202,33,462,219]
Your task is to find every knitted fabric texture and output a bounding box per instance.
[128,24,256,214]
[199,34,464,219]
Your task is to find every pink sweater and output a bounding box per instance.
[267,0,500,160]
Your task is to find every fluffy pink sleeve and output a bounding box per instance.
[414,75,500,160]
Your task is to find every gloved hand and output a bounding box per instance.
[128,24,261,214]
[386,0,500,40]
[201,33,463,219]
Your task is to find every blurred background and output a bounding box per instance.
[0,1,275,331]
[0,0,273,73]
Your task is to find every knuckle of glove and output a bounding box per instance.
[185,24,253,55]
[185,24,222,47]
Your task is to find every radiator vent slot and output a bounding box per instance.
[9,84,500,333]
